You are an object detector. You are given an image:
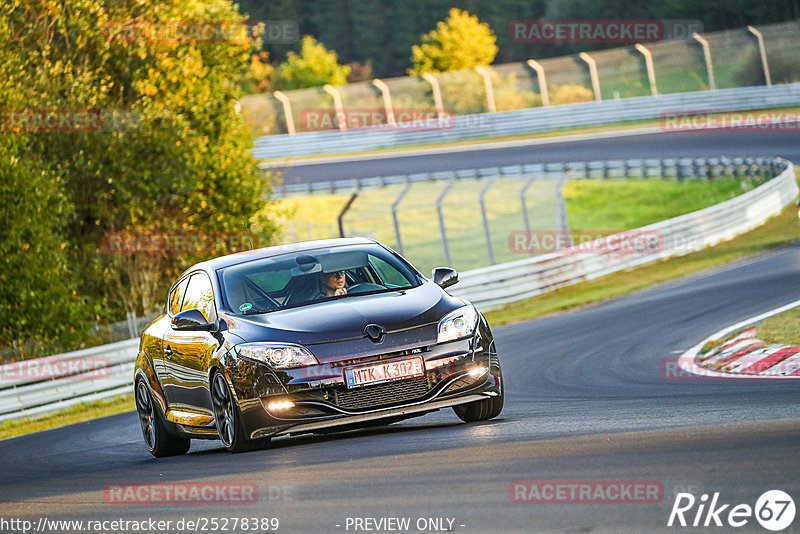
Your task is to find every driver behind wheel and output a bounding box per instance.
[319,270,347,298]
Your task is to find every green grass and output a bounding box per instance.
[270,176,766,275]
[0,393,134,440]
[756,307,800,346]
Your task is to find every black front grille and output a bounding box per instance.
[334,378,431,410]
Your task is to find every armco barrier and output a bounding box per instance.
[0,338,138,422]
[0,157,795,422]
[253,84,800,161]
[450,158,797,309]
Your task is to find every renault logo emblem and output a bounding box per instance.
[364,324,386,343]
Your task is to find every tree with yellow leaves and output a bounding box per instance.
[409,8,498,75]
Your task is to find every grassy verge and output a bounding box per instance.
[756,307,800,346]
[485,177,800,326]
[0,393,133,440]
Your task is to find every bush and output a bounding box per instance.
[550,84,594,105]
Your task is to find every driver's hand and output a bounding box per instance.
[334,288,347,296]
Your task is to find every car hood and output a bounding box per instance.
[226,282,465,361]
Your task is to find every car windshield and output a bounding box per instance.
[218,244,421,315]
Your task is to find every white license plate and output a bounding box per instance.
[344,357,425,388]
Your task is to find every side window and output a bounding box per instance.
[168,278,189,316]
[182,273,217,323]
[369,255,409,286]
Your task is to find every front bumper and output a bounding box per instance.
[231,328,500,440]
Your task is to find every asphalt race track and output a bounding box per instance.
[2,243,800,532]
[271,129,800,185]
[2,130,800,533]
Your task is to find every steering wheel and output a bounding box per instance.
[346,283,385,294]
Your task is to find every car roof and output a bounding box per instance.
[186,237,379,276]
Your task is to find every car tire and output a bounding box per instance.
[453,353,504,422]
[135,379,191,458]
[211,371,270,453]
[453,391,504,422]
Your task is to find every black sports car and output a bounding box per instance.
[134,238,503,456]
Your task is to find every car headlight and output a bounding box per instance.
[437,305,479,343]
[235,343,318,369]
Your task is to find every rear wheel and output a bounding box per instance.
[135,380,190,458]
[211,371,269,453]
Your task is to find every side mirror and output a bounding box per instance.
[172,309,216,332]
[432,267,458,289]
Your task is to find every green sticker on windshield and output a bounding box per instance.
[239,303,252,312]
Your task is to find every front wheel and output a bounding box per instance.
[453,353,504,422]
[211,371,269,453]
[135,380,190,458]
[453,390,504,422]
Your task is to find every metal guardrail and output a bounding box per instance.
[450,158,797,309]
[254,83,800,162]
[0,338,138,422]
[0,157,794,422]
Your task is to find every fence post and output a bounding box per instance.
[373,79,397,125]
[526,60,549,106]
[691,33,716,90]
[556,171,572,248]
[323,84,348,132]
[337,193,358,237]
[421,73,445,119]
[126,311,137,339]
[579,52,602,102]
[747,26,772,86]
[436,180,456,267]
[634,43,658,96]
[272,91,296,135]
[479,178,496,264]
[520,174,538,241]
[475,66,497,113]
[391,182,413,255]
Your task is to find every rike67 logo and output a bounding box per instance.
[668,490,795,531]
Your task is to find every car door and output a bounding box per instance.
[163,272,219,414]
[155,276,189,404]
